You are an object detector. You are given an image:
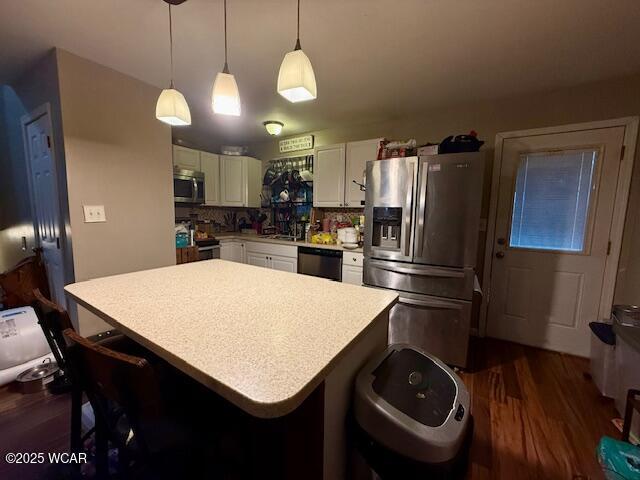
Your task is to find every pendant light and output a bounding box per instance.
[277,0,317,103]
[156,1,191,126]
[211,0,241,116]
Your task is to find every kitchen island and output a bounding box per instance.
[65,260,397,479]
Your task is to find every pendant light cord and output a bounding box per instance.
[168,4,174,88]
[223,0,230,73]
[294,0,301,50]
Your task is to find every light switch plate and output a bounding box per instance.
[83,205,106,223]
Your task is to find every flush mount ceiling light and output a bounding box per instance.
[211,0,241,116]
[277,0,317,103]
[263,120,284,136]
[156,0,191,126]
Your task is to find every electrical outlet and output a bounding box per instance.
[83,205,107,223]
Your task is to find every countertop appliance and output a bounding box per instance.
[298,247,342,281]
[363,152,485,367]
[174,168,204,204]
[195,238,220,261]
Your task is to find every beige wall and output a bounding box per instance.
[56,50,175,335]
[250,72,640,306]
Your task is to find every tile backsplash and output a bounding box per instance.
[320,208,364,223]
[175,205,272,231]
[175,205,365,231]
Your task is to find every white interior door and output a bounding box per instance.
[26,113,66,307]
[487,126,625,356]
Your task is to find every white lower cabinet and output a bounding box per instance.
[342,265,363,285]
[244,242,298,272]
[220,241,245,263]
[223,241,363,281]
[341,252,364,285]
[246,251,270,268]
[270,254,297,273]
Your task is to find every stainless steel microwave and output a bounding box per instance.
[173,169,204,204]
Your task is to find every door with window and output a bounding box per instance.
[487,126,626,356]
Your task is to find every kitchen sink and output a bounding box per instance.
[260,235,298,242]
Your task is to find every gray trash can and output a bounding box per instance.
[354,344,472,479]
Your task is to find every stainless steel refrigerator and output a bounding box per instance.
[363,152,484,367]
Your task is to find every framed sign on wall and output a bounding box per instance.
[279,135,314,153]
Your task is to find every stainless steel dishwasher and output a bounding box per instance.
[298,247,342,281]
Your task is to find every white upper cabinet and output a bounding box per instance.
[345,139,381,208]
[172,146,261,208]
[220,156,245,206]
[220,156,262,208]
[313,144,346,207]
[313,139,380,208]
[173,145,201,171]
[200,151,220,206]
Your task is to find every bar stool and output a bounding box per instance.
[31,289,142,454]
[63,328,230,479]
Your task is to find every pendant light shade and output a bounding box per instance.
[277,0,317,103]
[156,2,191,126]
[212,0,241,116]
[156,88,191,126]
[277,49,317,102]
[212,71,241,116]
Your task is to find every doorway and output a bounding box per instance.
[483,118,638,356]
[22,106,67,307]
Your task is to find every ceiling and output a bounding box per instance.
[2,0,640,150]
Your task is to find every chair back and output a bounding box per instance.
[63,328,165,453]
[0,249,50,308]
[32,288,74,369]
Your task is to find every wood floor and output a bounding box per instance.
[460,338,619,480]
[0,382,71,480]
[0,338,619,479]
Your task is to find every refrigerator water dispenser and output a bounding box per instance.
[372,207,403,250]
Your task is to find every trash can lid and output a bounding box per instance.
[589,322,616,346]
[372,348,457,428]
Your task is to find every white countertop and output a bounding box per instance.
[65,260,396,418]
[215,233,364,253]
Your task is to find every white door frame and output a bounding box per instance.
[479,117,639,337]
[21,103,69,305]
